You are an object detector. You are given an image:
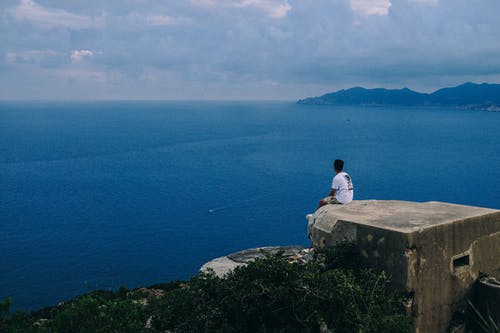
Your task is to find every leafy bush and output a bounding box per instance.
[1,297,12,332]
[2,243,412,333]
[2,293,147,333]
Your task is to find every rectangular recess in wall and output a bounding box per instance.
[453,254,470,268]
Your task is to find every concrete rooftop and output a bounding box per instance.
[312,200,499,233]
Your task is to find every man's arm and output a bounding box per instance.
[328,188,336,197]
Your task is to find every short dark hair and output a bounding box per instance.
[334,159,344,171]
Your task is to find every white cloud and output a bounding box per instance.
[5,52,18,63]
[146,15,191,26]
[12,0,102,30]
[4,50,63,63]
[2,0,500,99]
[235,0,292,18]
[191,0,291,19]
[411,0,439,5]
[71,50,94,62]
[350,0,391,16]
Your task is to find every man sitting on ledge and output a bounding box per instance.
[318,159,354,208]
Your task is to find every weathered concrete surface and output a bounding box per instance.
[307,200,500,333]
[199,256,247,277]
[200,246,306,277]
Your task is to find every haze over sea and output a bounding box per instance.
[1,101,499,311]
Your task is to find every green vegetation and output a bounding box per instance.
[1,243,412,333]
[468,301,500,333]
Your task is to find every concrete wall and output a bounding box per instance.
[307,200,500,333]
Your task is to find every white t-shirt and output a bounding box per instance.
[331,171,354,204]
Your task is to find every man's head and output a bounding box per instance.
[334,159,344,172]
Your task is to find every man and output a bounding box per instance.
[318,159,354,208]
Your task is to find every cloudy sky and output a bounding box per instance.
[1,0,500,100]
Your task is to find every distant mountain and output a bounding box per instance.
[429,83,500,106]
[297,83,500,110]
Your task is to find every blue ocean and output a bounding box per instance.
[1,101,499,311]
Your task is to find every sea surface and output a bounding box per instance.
[1,101,499,311]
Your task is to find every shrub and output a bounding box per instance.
[149,245,411,332]
[2,243,412,333]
